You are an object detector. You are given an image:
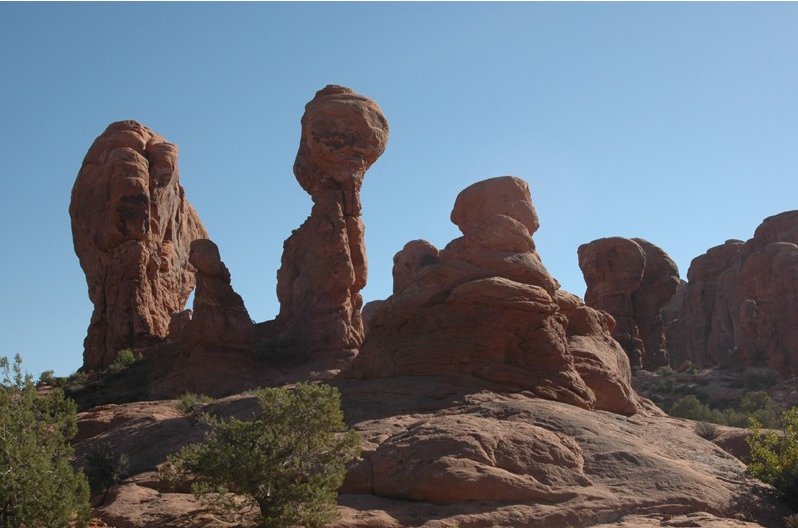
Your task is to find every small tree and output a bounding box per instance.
[162,382,360,528]
[747,406,798,508]
[0,355,90,527]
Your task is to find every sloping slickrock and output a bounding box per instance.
[667,211,798,374]
[75,378,789,528]
[274,85,389,361]
[351,176,640,414]
[71,121,207,369]
[578,237,679,370]
[173,239,253,347]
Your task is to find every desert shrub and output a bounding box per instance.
[747,407,798,508]
[107,349,142,375]
[743,368,779,390]
[0,355,90,527]
[670,395,725,423]
[695,421,719,440]
[64,370,91,392]
[656,365,677,377]
[84,443,129,497]
[161,382,361,528]
[177,392,213,414]
[37,370,56,386]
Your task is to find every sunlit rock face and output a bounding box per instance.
[70,121,207,369]
[578,237,680,370]
[274,85,389,361]
[666,210,798,375]
[351,176,641,416]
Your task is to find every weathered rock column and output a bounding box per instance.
[70,121,207,369]
[275,85,389,359]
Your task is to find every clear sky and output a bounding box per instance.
[2,3,797,378]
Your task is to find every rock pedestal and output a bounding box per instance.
[274,85,389,360]
[70,121,207,369]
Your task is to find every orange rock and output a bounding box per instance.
[70,121,207,369]
[578,237,679,369]
[275,86,389,361]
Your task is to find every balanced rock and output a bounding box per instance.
[174,239,253,347]
[70,121,207,369]
[578,237,679,369]
[667,211,798,374]
[274,85,389,361]
[351,176,640,415]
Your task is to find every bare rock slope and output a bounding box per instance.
[76,378,789,528]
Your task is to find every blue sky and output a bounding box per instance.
[2,3,797,378]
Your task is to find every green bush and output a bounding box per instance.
[670,395,725,423]
[161,382,361,528]
[0,355,90,527]
[107,349,142,375]
[747,407,798,508]
[177,392,213,414]
[84,443,129,498]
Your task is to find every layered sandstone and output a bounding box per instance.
[351,176,639,415]
[274,85,389,361]
[173,239,253,347]
[667,211,798,374]
[70,121,207,369]
[578,237,680,370]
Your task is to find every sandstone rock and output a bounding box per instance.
[350,176,640,415]
[75,378,789,528]
[666,211,798,375]
[578,237,679,370]
[176,239,253,347]
[71,121,207,369]
[275,85,389,361]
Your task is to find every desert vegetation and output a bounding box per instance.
[0,355,90,528]
[161,383,360,528]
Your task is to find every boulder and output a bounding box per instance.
[70,121,207,369]
[275,85,389,361]
[578,237,679,369]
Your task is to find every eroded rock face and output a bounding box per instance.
[351,176,639,415]
[174,239,253,347]
[70,121,207,369]
[667,211,798,374]
[578,237,679,370]
[275,85,389,361]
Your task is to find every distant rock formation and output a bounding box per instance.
[666,211,798,375]
[274,85,389,361]
[578,237,680,370]
[70,121,207,369]
[172,239,253,347]
[351,176,640,415]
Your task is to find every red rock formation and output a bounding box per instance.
[351,176,640,415]
[578,237,679,370]
[174,239,253,347]
[667,211,798,374]
[70,121,207,370]
[274,85,389,361]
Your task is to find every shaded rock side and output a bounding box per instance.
[350,176,640,415]
[667,211,798,374]
[578,237,679,370]
[172,239,253,347]
[70,121,208,370]
[275,85,389,360]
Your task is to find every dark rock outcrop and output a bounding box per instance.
[578,237,680,370]
[274,85,389,361]
[70,121,208,370]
